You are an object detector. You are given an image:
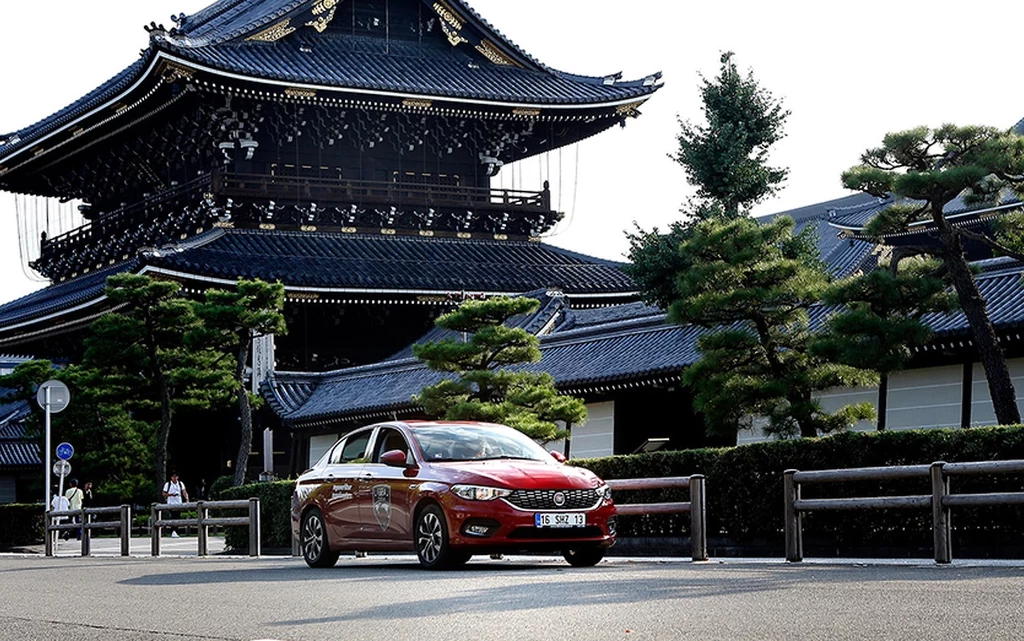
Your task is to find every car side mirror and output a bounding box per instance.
[381,449,412,468]
[549,450,567,463]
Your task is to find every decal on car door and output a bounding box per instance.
[372,484,392,530]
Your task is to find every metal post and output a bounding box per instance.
[150,503,160,557]
[249,497,261,557]
[931,461,951,564]
[80,509,90,557]
[197,501,208,557]
[44,386,51,527]
[689,474,708,561]
[784,469,803,562]
[44,513,53,557]
[119,505,131,557]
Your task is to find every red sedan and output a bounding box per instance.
[292,421,617,569]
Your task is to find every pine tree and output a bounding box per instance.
[843,125,1024,425]
[190,279,286,486]
[673,216,876,439]
[811,258,955,430]
[412,297,586,442]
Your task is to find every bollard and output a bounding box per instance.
[150,503,160,557]
[931,462,951,564]
[120,505,131,556]
[689,474,708,561]
[197,501,208,557]
[81,509,91,557]
[784,469,802,562]
[44,513,54,557]
[249,498,262,557]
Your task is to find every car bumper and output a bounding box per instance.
[440,494,617,552]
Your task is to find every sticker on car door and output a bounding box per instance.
[372,484,392,530]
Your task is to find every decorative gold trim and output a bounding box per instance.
[402,98,434,109]
[31,147,45,157]
[381,228,397,235]
[246,18,296,42]
[288,292,321,300]
[112,102,129,114]
[284,87,317,98]
[419,230,435,237]
[213,221,235,229]
[259,223,276,230]
[71,128,85,138]
[300,224,318,232]
[161,61,195,82]
[457,232,472,239]
[475,40,516,67]
[493,233,508,241]
[433,1,467,46]
[0,166,7,177]
[306,0,338,33]
[342,226,358,233]
[512,108,540,117]
[616,100,646,118]
[528,235,543,242]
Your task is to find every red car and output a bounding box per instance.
[292,421,617,569]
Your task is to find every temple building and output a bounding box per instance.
[0,0,663,479]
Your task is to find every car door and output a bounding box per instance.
[356,427,417,545]
[321,429,373,543]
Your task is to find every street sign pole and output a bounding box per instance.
[45,386,51,514]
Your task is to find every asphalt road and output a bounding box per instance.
[2,553,1024,641]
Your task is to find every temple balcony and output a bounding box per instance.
[32,172,561,282]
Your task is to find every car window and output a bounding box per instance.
[372,428,410,463]
[328,430,372,465]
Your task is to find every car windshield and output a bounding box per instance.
[410,424,553,463]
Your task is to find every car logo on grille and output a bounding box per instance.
[553,492,566,507]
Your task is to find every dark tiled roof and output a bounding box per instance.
[0,262,133,329]
[0,396,38,470]
[146,228,635,294]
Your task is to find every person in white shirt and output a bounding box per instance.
[50,486,70,541]
[161,472,189,538]
[64,479,84,540]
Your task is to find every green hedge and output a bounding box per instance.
[219,481,293,551]
[575,425,1024,547]
[0,504,44,549]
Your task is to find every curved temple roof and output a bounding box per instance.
[0,0,662,166]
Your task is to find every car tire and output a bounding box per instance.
[562,547,606,567]
[301,508,339,568]
[415,504,462,570]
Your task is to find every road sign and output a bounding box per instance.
[36,380,70,413]
[52,460,71,477]
[56,442,74,461]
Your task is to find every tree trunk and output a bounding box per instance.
[937,218,1020,425]
[877,374,888,431]
[233,342,252,486]
[154,378,173,496]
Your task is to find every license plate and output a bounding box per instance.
[535,512,586,528]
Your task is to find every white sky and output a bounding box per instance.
[0,0,1021,307]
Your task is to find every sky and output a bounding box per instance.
[0,0,1021,307]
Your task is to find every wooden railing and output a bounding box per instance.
[607,475,708,561]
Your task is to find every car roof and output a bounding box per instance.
[398,421,507,430]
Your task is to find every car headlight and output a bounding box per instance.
[451,485,513,501]
[597,484,612,501]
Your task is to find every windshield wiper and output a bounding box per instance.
[477,456,538,461]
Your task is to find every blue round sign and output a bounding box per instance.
[56,442,74,461]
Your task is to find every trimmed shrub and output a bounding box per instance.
[574,425,1024,548]
[0,504,44,549]
[219,481,293,551]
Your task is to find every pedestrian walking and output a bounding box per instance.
[50,486,70,541]
[162,472,189,538]
[65,479,84,540]
[82,481,95,508]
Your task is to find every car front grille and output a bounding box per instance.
[505,489,601,511]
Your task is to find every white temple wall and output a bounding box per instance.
[567,401,615,460]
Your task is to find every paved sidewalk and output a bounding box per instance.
[9,534,229,557]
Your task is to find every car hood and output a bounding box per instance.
[430,460,602,490]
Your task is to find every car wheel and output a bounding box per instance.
[302,508,339,568]
[563,547,606,567]
[415,504,461,569]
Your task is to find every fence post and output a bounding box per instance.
[44,513,53,557]
[249,498,262,557]
[931,461,951,564]
[119,505,131,556]
[784,469,803,562]
[150,503,161,557]
[197,501,208,557]
[80,509,91,557]
[689,474,708,561]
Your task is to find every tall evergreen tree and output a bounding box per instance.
[84,273,227,494]
[843,125,1024,425]
[811,258,955,430]
[413,297,586,443]
[190,279,287,486]
[673,216,875,439]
